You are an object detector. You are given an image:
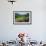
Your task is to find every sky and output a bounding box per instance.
[16,12,29,15]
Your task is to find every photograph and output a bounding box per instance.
[15,12,29,22]
[13,11,32,25]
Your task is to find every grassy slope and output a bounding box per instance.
[15,15,26,22]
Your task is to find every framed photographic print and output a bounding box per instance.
[13,11,32,25]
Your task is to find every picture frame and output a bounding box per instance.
[13,11,32,25]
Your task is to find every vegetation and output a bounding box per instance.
[15,13,29,22]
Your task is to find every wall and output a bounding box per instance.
[0,0,46,42]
